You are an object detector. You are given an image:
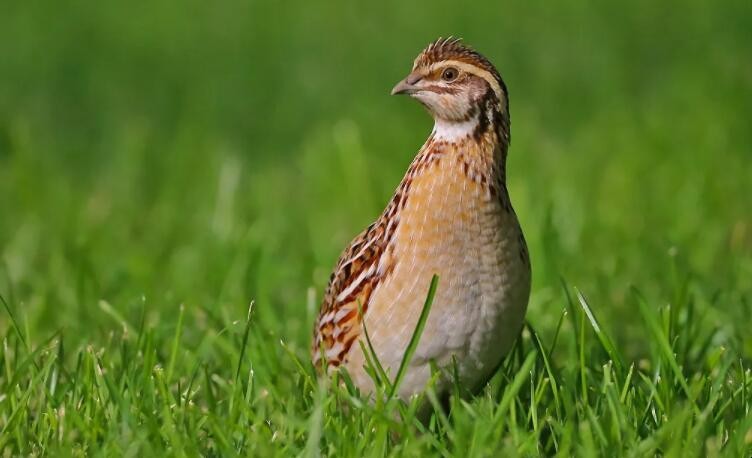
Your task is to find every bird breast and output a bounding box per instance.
[344,141,531,398]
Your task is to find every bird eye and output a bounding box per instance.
[441,67,459,82]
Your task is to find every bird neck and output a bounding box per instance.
[431,90,509,141]
[379,106,510,237]
[429,103,509,179]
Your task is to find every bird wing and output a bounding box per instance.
[312,222,388,369]
[311,152,414,369]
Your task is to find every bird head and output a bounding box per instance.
[392,38,510,142]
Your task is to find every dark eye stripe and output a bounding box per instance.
[423,85,461,94]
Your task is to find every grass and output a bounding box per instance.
[1,0,751,456]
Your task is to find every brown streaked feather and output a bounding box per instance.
[311,224,382,368]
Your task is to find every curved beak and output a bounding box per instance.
[391,72,423,95]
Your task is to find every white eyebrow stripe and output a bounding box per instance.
[428,60,504,101]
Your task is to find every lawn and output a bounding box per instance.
[1,0,751,456]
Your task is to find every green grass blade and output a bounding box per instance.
[575,288,624,375]
[167,303,186,383]
[389,274,438,399]
[632,287,700,415]
[493,350,537,431]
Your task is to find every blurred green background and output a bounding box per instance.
[1,0,751,357]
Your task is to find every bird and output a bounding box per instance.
[312,37,531,407]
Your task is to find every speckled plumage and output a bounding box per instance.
[312,38,531,402]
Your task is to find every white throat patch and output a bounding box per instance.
[432,117,479,142]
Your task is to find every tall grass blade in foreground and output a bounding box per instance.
[389,274,439,399]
